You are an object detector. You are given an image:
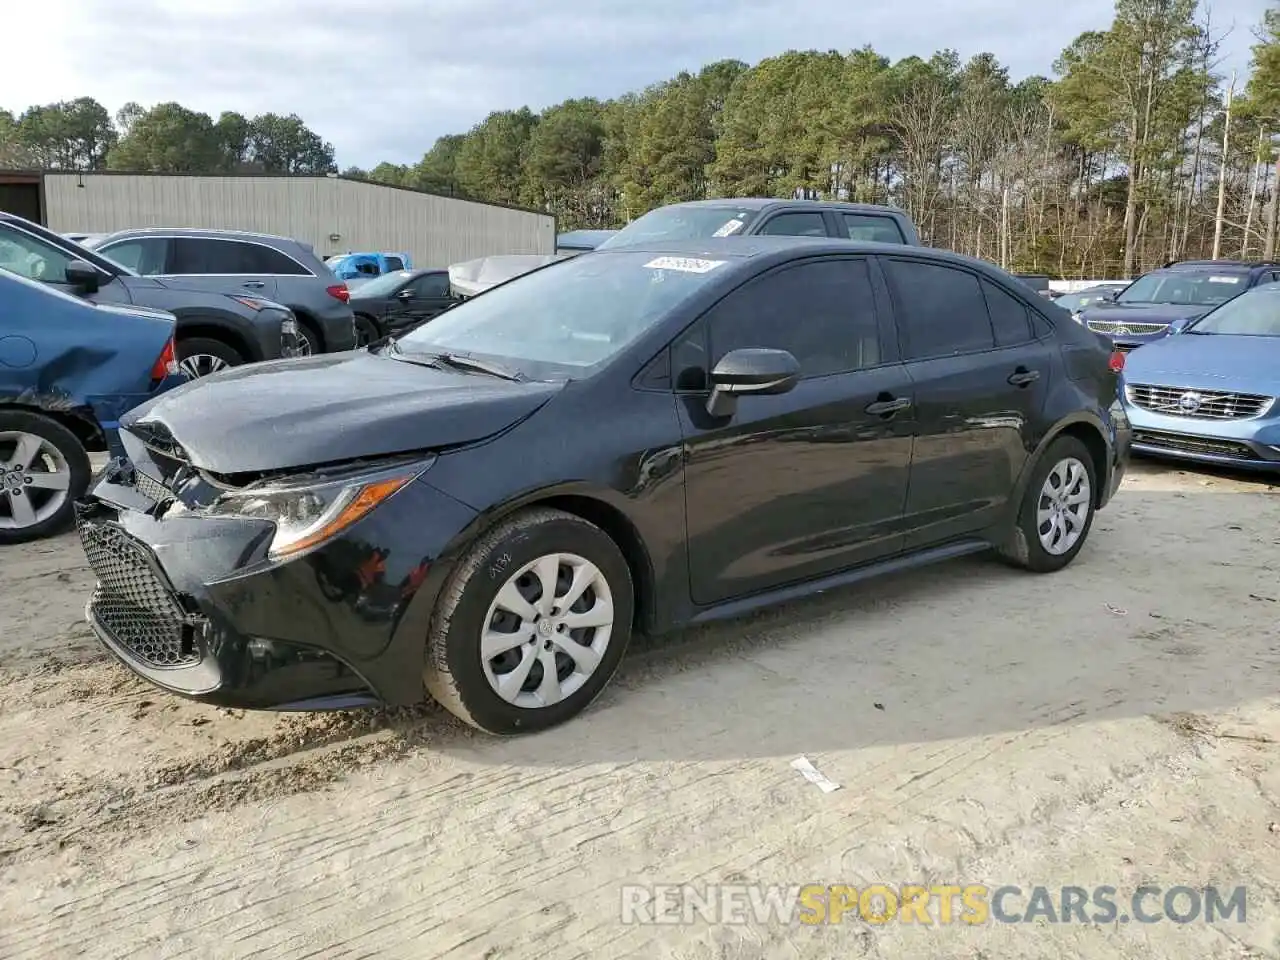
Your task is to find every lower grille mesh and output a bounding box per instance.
[78,518,202,667]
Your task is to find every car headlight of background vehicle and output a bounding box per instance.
[1072,311,1084,324]
[205,458,433,560]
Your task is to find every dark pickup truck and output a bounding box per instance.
[597,199,921,249]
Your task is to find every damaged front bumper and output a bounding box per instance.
[76,452,477,711]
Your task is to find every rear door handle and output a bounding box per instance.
[242,280,266,289]
[1008,368,1040,387]
[865,396,911,417]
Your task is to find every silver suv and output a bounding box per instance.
[86,228,357,356]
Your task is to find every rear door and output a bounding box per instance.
[678,255,915,604]
[839,212,908,245]
[878,257,1054,549]
[752,210,830,239]
[165,237,281,300]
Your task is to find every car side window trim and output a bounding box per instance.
[98,235,317,277]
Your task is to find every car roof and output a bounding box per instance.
[656,198,909,216]
[1161,260,1274,272]
[97,226,298,246]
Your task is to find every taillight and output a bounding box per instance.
[1108,350,1125,373]
[151,336,179,382]
[326,283,350,303]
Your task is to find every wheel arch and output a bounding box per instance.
[289,306,326,351]
[0,399,105,452]
[1012,413,1111,516]
[435,482,659,636]
[170,311,257,362]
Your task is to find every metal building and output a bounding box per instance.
[0,171,556,266]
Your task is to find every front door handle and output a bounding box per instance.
[1008,367,1040,387]
[242,280,266,289]
[865,396,911,417]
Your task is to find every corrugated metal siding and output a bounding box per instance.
[42,174,555,265]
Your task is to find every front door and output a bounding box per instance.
[878,257,1052,548]
[386,271,455,333]
[678,256,915,606]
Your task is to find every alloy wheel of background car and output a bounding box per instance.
[0,411,91,544]
[177,337,244,381]
[479,552,615,708]
[354,316,379,347]
[423,507,634,735]
[1036,456,1092,556]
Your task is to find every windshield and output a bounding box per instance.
[352,270,414,297]
[1117,270,1248,306]
[597,206,759,249]
[395,250,730,376]
[1186,285,1280,337]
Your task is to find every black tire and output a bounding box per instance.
[0,409,92,545]
[177,337,244,380]
[997,435,1098,573]
[354,314,381,347]
[424,507,634,735]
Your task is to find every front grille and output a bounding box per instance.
[1126,383,1273,421]
[133,469,171,503]
[1087,319,1169,336]
[1132,429,1260,460]
[77,519,203,667]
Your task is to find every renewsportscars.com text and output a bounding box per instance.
[620,883,1247,926]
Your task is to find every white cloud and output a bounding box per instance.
[1,0,1268,168]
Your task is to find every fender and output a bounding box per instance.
[167,309,261,361]
[1005,410,1112,528]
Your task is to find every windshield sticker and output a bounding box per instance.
[1208,276,1242,284]
[643,256,726,274]
[712,219,745,238]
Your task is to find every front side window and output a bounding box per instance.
[99,237,168,276]
[883,259,995,360]
[756,212,827,237]
[396,250,728,376]
[0,224,76,284]
[408,272,450,298]
[705,258,881,378]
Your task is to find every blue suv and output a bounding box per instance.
[1078,260,1280,352]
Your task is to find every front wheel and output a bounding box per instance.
[997,435,1098,573]
[423,508,634,734]
[0,410,91,544]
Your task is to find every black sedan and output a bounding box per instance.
[347,268,459,345]
[76,238,1130,734]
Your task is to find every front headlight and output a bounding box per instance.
[206,459,430,560]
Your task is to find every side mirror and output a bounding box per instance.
[65,260,101,294]
[706,347,800,417]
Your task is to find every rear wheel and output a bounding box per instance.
[423,508,634,735]
[177,337,244,380]
[294,323,321,356]
[998,435,1097,573]
[0,410,91,544]
[354,315,381,347]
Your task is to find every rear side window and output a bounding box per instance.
[981,279,1034,346]
[756,212,828,237]
[100,237,168,275]
[171,237,310,275]
[706,258,881,378]
[883,259,994,359]
[843,214,905,244]
[384,256,404,271]
[241,243,311,275]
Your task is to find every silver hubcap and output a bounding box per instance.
[179,353,230,380]
[481,552,615,709]
[0,431,72,531]
[1036,456,1091,556]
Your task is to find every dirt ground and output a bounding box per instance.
[1,460,1278,959]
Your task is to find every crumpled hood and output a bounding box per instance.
[1122,332,1280,398]
[120,350,562,474]
[1080,301,1212,324]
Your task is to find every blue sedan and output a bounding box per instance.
[1,268,182,542]
[1120,281,1280,472]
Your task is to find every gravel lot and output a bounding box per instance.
[1,460,1278,959]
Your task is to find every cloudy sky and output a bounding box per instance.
[3,0,1270,169]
